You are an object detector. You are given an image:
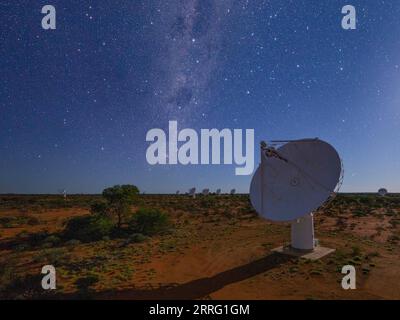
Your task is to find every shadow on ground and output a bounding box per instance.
[96,252,292,300]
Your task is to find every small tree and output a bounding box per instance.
[102,185,139,229]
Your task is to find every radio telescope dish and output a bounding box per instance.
[250,139,342,222]
[250,138,343,253]
[202,188,209,196]
[189,187,196,198]
[230,189,236,195]
[176,190,180,195]
[378,188,387,196]
[58,189,67,200]
[216,189,221,195]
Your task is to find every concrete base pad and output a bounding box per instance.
[272,245,335,260]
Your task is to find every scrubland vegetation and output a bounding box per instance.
[0,191,399,299]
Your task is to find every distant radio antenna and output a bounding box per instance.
[216,188,221,195]
[378,188,388,196]
[58,188,67,200]
[230,189,236,195]
[176,190,180,195]
[202,188,209,196]
[189,187,196,199]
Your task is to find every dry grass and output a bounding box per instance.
[0,193,399,299]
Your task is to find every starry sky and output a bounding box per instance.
[1,0,400,194]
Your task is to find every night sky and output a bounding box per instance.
[1,1,400,194]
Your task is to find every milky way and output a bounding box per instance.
[150,0,232,123]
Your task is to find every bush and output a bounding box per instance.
[65,239,81,246]
[351,246,362,256]
[0,216,18,228]
[129,208,170,236]
[0,215,39,227]
[43,235,61,246]
[129,233,148,243]
[41,242,54,249]
[75,274,99,292]
[0,263,13,292]
[16,244,31,252]
[63,215,113,242]
[28,231,51,246]
[120,233,148,247]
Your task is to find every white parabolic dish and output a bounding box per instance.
[250,139,342,222]
[378,188,387,196]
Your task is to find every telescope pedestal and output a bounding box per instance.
[271,213,335,260]
[291,213,315,251]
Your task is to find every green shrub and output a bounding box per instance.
[0,263,13,292]
[129,208,170,236]
[43,235,61,246]
[41,242,54,249]
[28,231,51,246]
[351,246,362,257]
[63,215,113,242]
[0,217,13,226]
[65,239,81,246]
[17,230,30,239]
[75,274,99,291]
[352,210,368,217]
[33,248,67,265]
[16,244,31,252]
[0,215,39,227]
[129,233,148,243]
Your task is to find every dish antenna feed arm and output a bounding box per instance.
[260,141,288,163]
